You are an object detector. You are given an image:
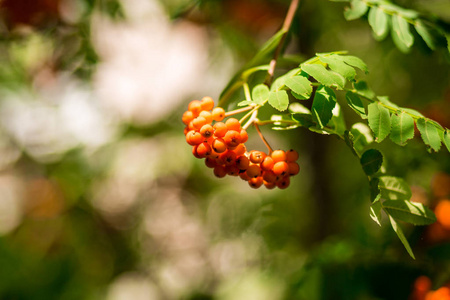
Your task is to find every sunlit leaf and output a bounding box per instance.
[251,84,269,105]
[383,200,436,225]
[370,201,382,226]
[368,6,389,38]
[378,176,412,201]
[368,102,391,142]
[360,149,383,176]
[416,118,441,152]
[391,14,414,48]
[390,112,414,146]
[311,86,337,128]
[350,123,373,154]
[301,64,345,89]
[318,55,356,80]
[285,76,312,100]
[346,91,366,118]
[414,20,437,50]
[336,55,368,73]
[389,216,415,259]
[268,90,289,111]
[354,81,375,99]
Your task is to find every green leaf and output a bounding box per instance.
[270,76,287,91]
[390,112,415,146]
[292,113,315,128]
[377,96,399,110]
[443,130,450,152]
[360,149,383,176]
[368,6,389,38]
[251,84,269,105]
[383,200,436,225]
[335,55,368,74]
[318,55,356,80]
[301,64,345,89]
[378,176,412,201]
[285,76,312,100]
[370,177,381,203]
[370,201,382,226]
[402,108,424,118]
[391,14,414,48]
[237,100,253,107]
[289,102,311,114]
[346,91,366,118]
[344,0,369,20]
[368,102,391,142]
[389,215,415,259]
[414,20,437,50]
[270,115,300,130]
[311,86,337,128]
[268,90,289,111]
[330,102,347,135]
[350,123,373,155]
[353,81,375,99]
[416,118,442,152]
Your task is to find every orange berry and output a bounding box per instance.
[226,165,240,176]
[212,138,227,153]
[182,111,194,125]
[234,144,246,156]
[201,96,215,111]
[224,130,242,148]
[239,171,251,181]
[192,116,207,130]
[236,155,249,170]
[248,176,263,189]
[286,149,299,162]
[219,150,237,166]
[288,162,300,176]
[199,110,213,124]
[276,176,290,189]
[225,118,241,131]
[205,157,217,168]
[262,170,278,183]
[264,181,276,189]
[213,122,227,138]
[435,200,450,230]
[271,150,287,162]
[261,156,274,171]
[184,127,189,135]
[249,151,265,164]
[207,148,220,159]
[200,124,214,138]
[196,142,212,158]
[192,145,202,159]
[272,161,289,176]
[213,165,227,178]
[240,129,248,143]
[212,107,225,121]
[188,121,196,131]
[186,130,203,146]
[246,164,262,178]
[188,100,202,115]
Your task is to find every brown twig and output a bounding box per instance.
[264,0,300,87]
[254,122,274,154]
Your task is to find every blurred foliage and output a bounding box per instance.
[0,0,448,299]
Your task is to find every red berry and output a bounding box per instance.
[246,164,262,178]
[286,149,299,162]
[236,155,249,170]
[214,165,227,178]
[288,162,300,176]
[248,176,263,189]
[276,176,290,189]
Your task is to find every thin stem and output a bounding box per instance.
[264,0,300,86]
[243,109,258,130]
[224,106,253,117]
[243,83,252,102]
[239,105,260,124]
[254,122,274,154]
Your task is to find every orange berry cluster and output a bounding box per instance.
[183,97,300,189]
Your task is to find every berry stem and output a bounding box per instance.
[240,105,260,125]
[242,109,258,130]
[224,106,253,117]
[243,82,252,102]
[254,122,274,154]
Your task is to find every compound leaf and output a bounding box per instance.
[416,118,441,152]
[311,86,337,128]
[383,200,436,226]
[346,91,366,118]
[285,76,312,100]
[389,216,415,259]
[390,112,414,146]
[368,102,391,142]
[301,63,346,89]
[318,55,356,80]
[268,90,289,111]
[251,84,269,105]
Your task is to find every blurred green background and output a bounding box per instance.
[0,0,449,299]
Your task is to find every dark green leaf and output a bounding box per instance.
[301,64,345,89]
[391,14,414,48]
[368,6,389,38]
[378,176,412,201]
[370,177,381,203]
[346,91,366,118]
[383,200,436,225]
[390,112,415,146]
[389,216,415,259]
[318,55,356,80]
[251,84,269,105]
[285,76,312,100]
[414,20,437,50]
[370,201,382,226]
[360,149,383,176]
[344,0,369,20]
[354,81,375,99]
[416,118,441,152]
[311,86,337,128]
[292,113,315,128]
[350,123,373,154]
[443,130,450,152]
[268,90,289,111]
[368,102,391,142]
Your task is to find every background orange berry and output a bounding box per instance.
[248,176,263,189]
[226,165,240,176]
[277,176,290,189]
[182,110,194,125]
[435,200,450,230]
[205,157,218,168]
[219,150,237,166]
[262,170,277,183]
[240,129,248,143]
[288,162,300,176]
[213,165,227,178]
[246,164,262,178]
[236,155,249,170]
[234,144,246,156]
[264,181,276,189]
[212,107,225,121]
[286,149,299,162]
